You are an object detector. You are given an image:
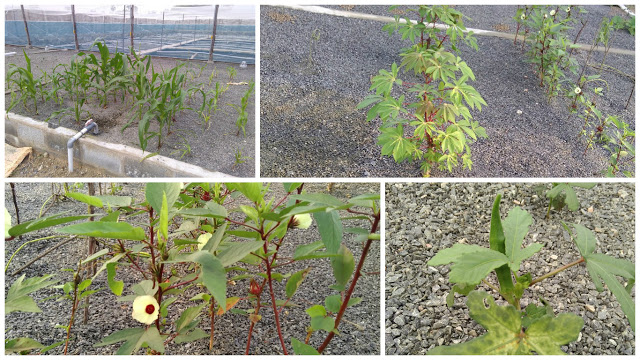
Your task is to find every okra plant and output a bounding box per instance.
[5,183,380,355]
[543,182,596,218]
[427,194,634,354]
[358,5,487,176]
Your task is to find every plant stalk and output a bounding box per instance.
[530,257,585,286]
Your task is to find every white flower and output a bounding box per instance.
[544,13,548,19]
[521,13,526,20]
[574,87,581,94]
[132,295,159,325]
[5,208,12,238]
[292,214,312,229]
[197,233,212,250]
[550,10,556,16]
[566,6,571,12]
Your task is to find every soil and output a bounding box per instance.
[385,182,635,355]
[9,148,111,178]
[4,182,380,355]
[5,45,255,177]
[260,5,635,178]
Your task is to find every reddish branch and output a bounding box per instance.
[317,211,380,354]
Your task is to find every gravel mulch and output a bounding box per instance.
[385,182,635,355]
[260,5,634,178]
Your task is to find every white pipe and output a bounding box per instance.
[5,52,16,56]
[618,5,635,17]
[67,119,99,173]
[276,5,635,56]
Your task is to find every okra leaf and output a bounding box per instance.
[427,290,583,354]
[563,223,635,331]
[428,243,509,285]
[502,207,542,272]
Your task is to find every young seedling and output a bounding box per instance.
[306,28,321,68]
[358,6,487,176]
[227,66,237,81]
[544,182,596,218]
[426,194,634,354]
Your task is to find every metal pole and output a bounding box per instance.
[181,14,184,44]
[208,5,219,62]
[130,5,134,54]
[20,5,32,47]
[122,6,126,52]
[71,5,79,51]
[160,12,164,50]
[193,15,197,42]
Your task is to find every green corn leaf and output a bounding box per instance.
[502,207,543,272]
[427,291,583,354]
[291,338,320,355]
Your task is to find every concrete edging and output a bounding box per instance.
[5,112,234,178]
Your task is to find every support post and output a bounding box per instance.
[71,5,79,51]
[83,183,97,324]
[160,12,165,50]
[20,5,32,48]
[208,5,219,63]
[130,5,134,54]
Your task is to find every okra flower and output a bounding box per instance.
[197,233,213,250]
[550,10,556,16]
[521,13,526,20]
[566,6,571,12]
[132,295,159,325]
[574,87,581,94]
[544,13,548,19]
[292,213,312,229]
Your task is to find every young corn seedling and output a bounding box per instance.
[358,6,487,176]
[426,194,634,354]
[228,80,254,137]
[6,50,39,114]
[208,67,217,86]
[226,66,237,81]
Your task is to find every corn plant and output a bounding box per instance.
[427,194,634,354]
[227,66,237,80]
[208,67,217,86]
[229,80,254,137]
[6,50,39,114]
[358,5,487,176]
[86,41,131,107]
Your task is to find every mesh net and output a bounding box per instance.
[5,5,255,63]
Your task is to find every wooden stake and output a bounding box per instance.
[208,5,219,62]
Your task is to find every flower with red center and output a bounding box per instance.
[132,295,159,325]
[201,191,211,201]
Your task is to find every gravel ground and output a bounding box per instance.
[385,182,635,355]
[260,5,634,178]
[5,45,255,177]
[5,182,380,355]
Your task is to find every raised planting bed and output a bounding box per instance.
[5,182,380,355]
[5,44,255,177]
[260,5,634,178]
[385,182,635,355]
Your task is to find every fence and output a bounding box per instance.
[5,4,255,63]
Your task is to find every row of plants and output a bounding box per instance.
[6,41,254,153]
[5,183,380,355]
[358,5,634,177]
[425,183,634,354]
[514,5,635,177]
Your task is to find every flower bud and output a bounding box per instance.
[132,295,159,325]
[201,191,211,201]
[574,87,581,95]
[550,10,556,16]
[249,279,262,296]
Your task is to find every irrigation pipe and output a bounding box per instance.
[618,5,635,17]
[68,119,99,173]
[277,5,635,56]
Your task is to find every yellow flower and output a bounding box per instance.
[132,295,159,325]
[292,214,312,229]
[197,233,213,250]
[5,208,12,238]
